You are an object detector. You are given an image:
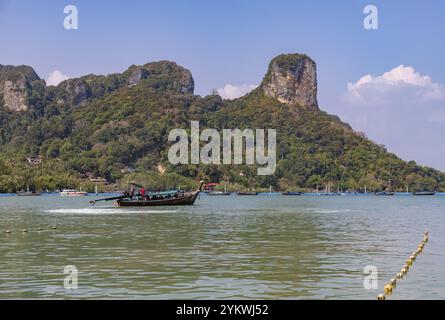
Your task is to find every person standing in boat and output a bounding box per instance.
[140,187,145,200]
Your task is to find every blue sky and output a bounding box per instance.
[1,0,444,170]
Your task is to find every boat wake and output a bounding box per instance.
[306,208,358,213]
[45,208,178,215]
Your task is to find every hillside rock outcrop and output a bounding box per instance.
[261,53,318,109]
[123,61,194,94]
[0,65,42,111]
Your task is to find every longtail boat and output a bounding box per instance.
[282,191,302,195]
[90,181,203,207]
[237,191,258,195]
[17,185,41,196]
[17,191,42,196]
[375,191,395,196]
[413,191,436,196]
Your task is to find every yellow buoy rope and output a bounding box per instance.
[4,226,58,234]
[377,232,428,300]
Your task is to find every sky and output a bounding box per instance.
[0,0,444,170]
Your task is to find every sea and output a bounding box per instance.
[0,193,443,299]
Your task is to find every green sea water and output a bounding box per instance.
[0,194,443,299]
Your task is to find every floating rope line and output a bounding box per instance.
[377,232,428,300]
[4,226,58,234]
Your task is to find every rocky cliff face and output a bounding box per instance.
[123,61,194,94]
[0,61,195,112]
[0,65,42,112]
[57,78,92,105]
[260,54,318,109]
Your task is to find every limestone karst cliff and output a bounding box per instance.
[260,53,318,109]
[0,65,43,112]
[0,60,194,112]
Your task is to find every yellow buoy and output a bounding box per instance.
[401,267,408,275]
[384,283,393,294]
[52,226,57,230]
[5,230,11,234]
[377,294,386,300]
[22,229,28,233]
[406,259,413,266]
[390,278,397,287]
[396,272,403,279]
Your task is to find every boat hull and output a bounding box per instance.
[208,192,231,196]
[116,190,200,207]
[413,192,436,196]
[375,192,395,196]
[17,192,42,196]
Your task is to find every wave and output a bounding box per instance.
[306,208,358,213]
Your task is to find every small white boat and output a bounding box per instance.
[60,189,88,196]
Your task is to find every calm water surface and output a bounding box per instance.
[0,194,444,299]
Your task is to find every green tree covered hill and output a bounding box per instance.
[0,55,444,193]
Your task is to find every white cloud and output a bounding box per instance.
[217,84,257,99]
[345,65,445,103]
[335,65,445,170]
[46,70,70,86]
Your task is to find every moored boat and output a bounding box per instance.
[60,189,88,196]
[282,191,302,195]
[208,185,230,195]
[208,191,231,195]
[413,191,436,196]
[237,191,258,195]
[17,191,42,196]
[375,191,395,196]
[17,185,41,196]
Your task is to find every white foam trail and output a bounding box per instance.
[45,208,177,215]
[307,208,357,213]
